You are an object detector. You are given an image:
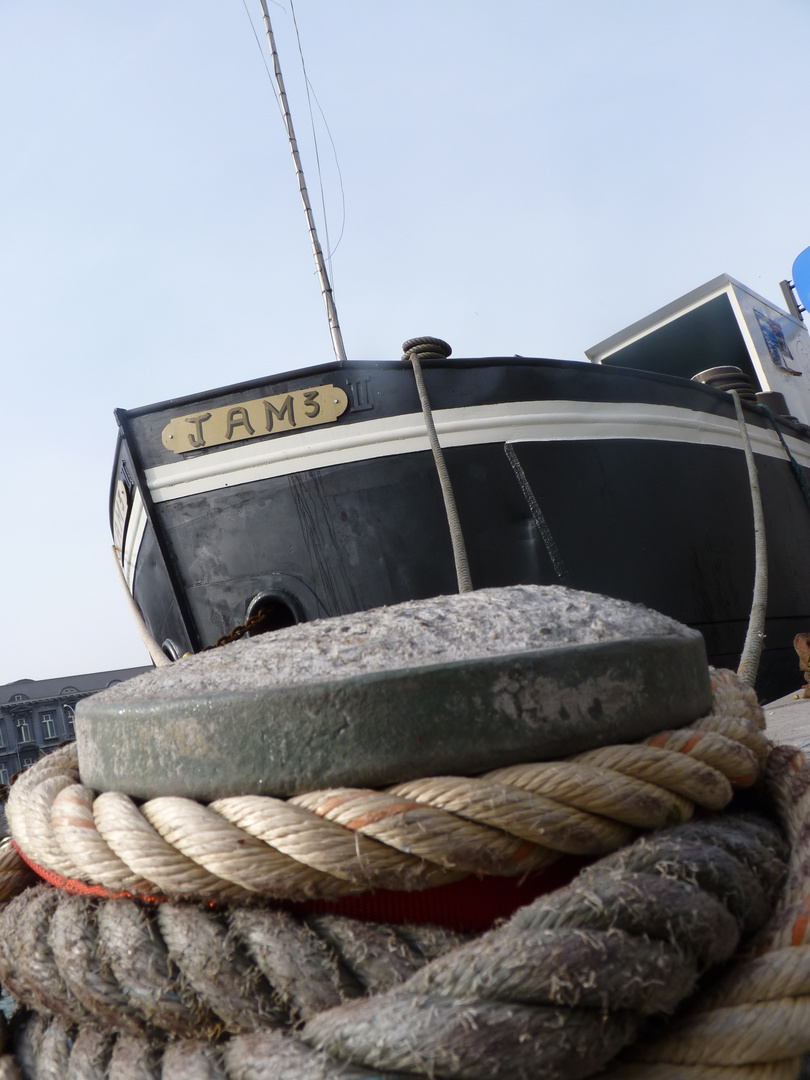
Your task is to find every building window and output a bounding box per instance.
[41,712,56,740]
[0,767,8,786]
[63,704,75,734]
[9,694,26,703]
[21,756,35,769]
[16,716,31,743]
[0,725,5,749]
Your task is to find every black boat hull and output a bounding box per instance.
[112,356,810,700]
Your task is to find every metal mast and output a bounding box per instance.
[258,0,347,364]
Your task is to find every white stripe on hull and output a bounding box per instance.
[122,490,147,592]
[143,400,810,505]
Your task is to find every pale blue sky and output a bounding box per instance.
[2,0,809,681]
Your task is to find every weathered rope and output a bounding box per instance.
[597,1065,801,1079]
[0,887,464,1036]
[2,670,768,905]
[301,815,787,1079]
[0,813,788,1079]
[112,544,171,668]
[1,666,798,1080]
[402,336,473,593]
[730,388,768,686]
[595,743,810,1078]
[0,841,36,906]
[0,1011,13,1080]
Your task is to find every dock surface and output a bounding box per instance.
[765,687,810,752]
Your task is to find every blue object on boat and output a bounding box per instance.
[792,245,810,310]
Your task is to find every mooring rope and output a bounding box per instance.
[0,840,35,906]
[302,815,787,1079]
[402,336,473,593]
[0,887,468,1037]
[593,743,810,1078]
[730,389,768,686]
[0,666,805,1079]
[111,545,171,669]
[0,813,790,1079]
[3,671,767,905]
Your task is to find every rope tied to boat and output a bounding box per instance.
[111,546,171,669]
[2,670,766,904]
[402,336,473,594]
[0,809,795,1078]
[730,389,768,686]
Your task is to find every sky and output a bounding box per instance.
[1,0,809,683]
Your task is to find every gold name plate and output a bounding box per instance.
[161,383,349,453]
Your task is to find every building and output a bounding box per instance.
[0,667,151,786]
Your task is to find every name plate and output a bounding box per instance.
[161,383,349,453]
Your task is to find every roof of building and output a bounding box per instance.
[0,666,152,705]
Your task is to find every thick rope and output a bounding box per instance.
[0,814,787,1079]
[0,841,36,905]
[12,1022,797,1079]
[0,886,463,1035]
[3,675,767,904]
[598,1065,800,1079]
[402,337,473,593]
[297,793,806,1078]
[112,545,171,668]
[594,744,810,1077]
[730,389,768,686]
[2,668,804,1079]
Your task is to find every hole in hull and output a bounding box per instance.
[161,639,181,662]
[246,591,304,636]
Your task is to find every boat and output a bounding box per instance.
[110,269,810,702]
[109,4,810,702]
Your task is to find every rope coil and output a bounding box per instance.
[3,669,767,905]
[0,813,789,1078]
[0,667,808,1078]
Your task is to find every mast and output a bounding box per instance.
[258,0,347,364]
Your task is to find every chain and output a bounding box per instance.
[201,611,270,652]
